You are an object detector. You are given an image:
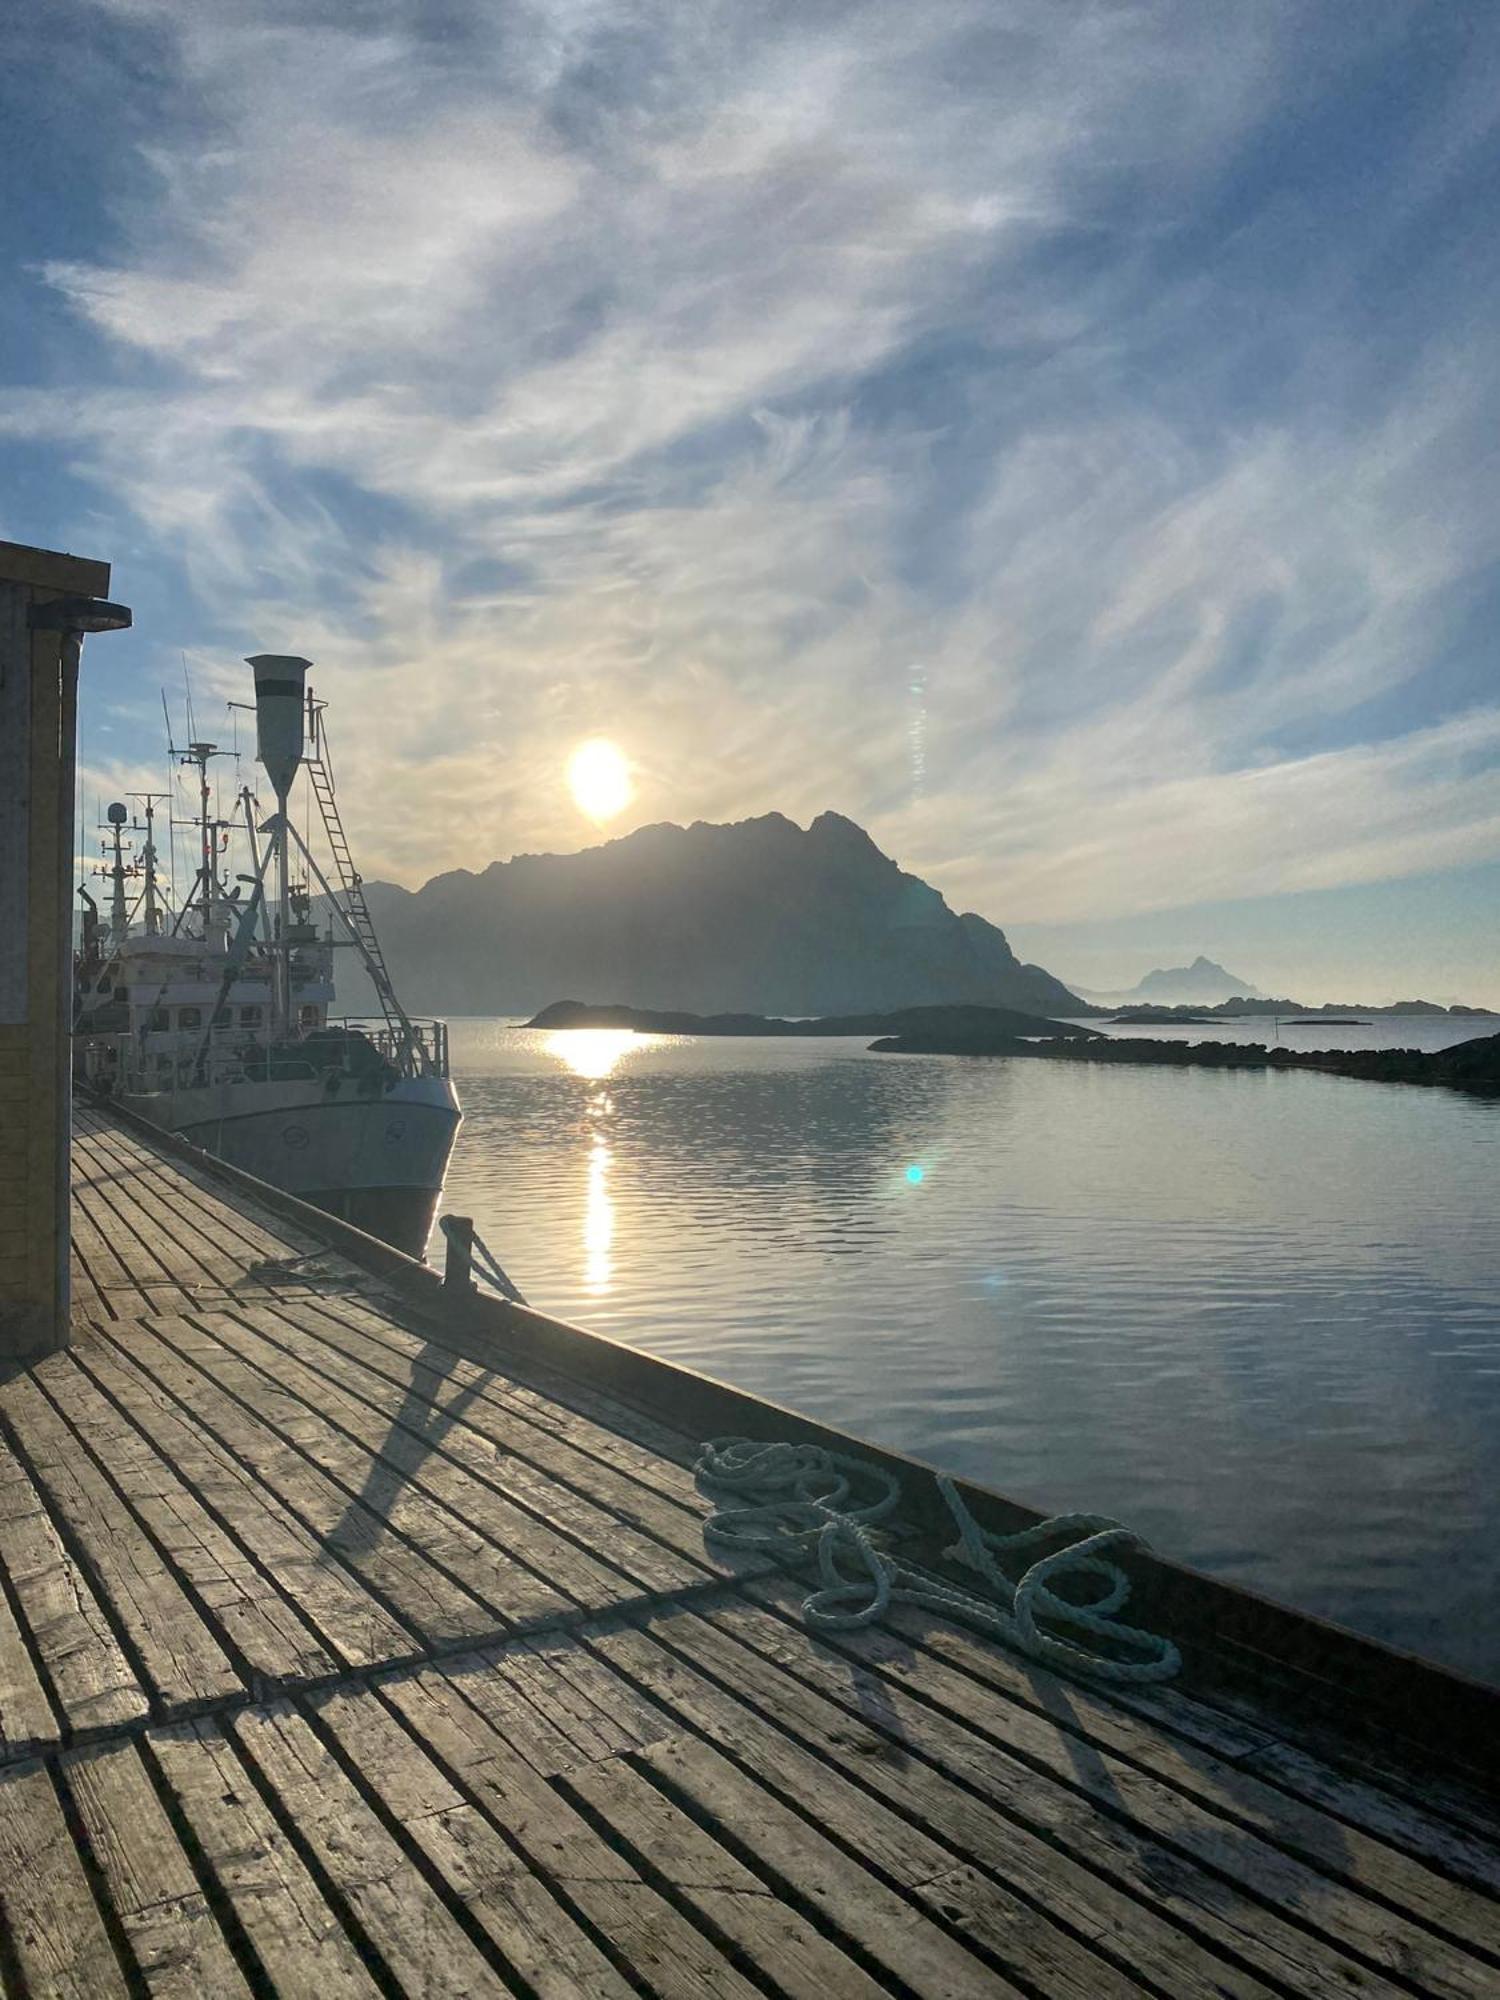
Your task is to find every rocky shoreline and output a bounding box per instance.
[868,1029,1500,1094]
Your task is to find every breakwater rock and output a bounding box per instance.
[867,1029,1500,1095]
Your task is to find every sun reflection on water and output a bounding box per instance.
[542,1031,655,1295]
[545,1028,655,1080]
[584,1131,613,1294]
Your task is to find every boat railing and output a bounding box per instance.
[76,1017,450,1093]
[328,1017,450,1079]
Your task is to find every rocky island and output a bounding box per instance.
[868,1027,1500,1095]
[527,1000,1100,1041]
[1104,1009,1215,1025]
[1109,997,1495,1022]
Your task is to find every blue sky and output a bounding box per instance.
[4,1,1498,1002]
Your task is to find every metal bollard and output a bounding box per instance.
[441,1214,474,1291]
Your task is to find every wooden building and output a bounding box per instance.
[0,539,129,1358]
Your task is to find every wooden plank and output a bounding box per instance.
[228,1700,511,1996]
[853,1592,1500,1943]
[80,1115,346,1273]
[80,1121,320,1264]
[233,1298,710,1598]
[377,1655,764,1997]
[70,1172,183,1293]
[67,1187,152,1310]
[72,1129,247,1284]
[80,1129,365,1302]
[154,1309,584,1629]
[0,1429,143,1741]
[1239,1736,1500,1895]
[0,1578,58,1763]
[269,1291,759,1585]
[590,1610,1401,2000]
[308,1682,637,1998]
[62,1738,251,1997]
[550,1610,1275,2000]
[73,1334,416,1673]
[752,1596,1500,1988]
[0,1370,239,1715]
[68,1243,110,1325]
[630,1729,1029,1999]
[148,1717,382,1999]
[0,1756,129,1997]
[444,1624,674,1781]
[34,1353,337,1691]
[476,1625,676,1773]
[96,1180,249,1292]
[709,1596,1499,2000]
[1219,1692,1500,1846]
[306,1291,705,1505]
[564,1751,894,2000]
[195,1304,662,1615]
[94,1317,503,1649]
[451,1627,1149,1998]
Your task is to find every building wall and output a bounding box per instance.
[0,540,114,1358]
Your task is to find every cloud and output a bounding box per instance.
[9,0,1500,934]
[897,707,1500,926]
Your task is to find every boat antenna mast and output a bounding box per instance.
[171,736,231,937]
[127,792,171,937]
[96,802,134,943]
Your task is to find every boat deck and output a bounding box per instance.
[0,1104,1494,1994]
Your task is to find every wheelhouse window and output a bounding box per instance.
[239,1005,263,1027]
[299,1004,321,1028]
[177,1006,201,1030]
[149,1009,170,1031]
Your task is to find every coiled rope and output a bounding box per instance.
[694,1437,1180,1683]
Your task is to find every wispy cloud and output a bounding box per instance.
[7,0,1499,967]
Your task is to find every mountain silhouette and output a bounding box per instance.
[356,810,1085,1018]
[1128,956,1264,1004]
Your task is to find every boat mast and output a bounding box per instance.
[248,655,312,1042]
[129,792,170,937]
[173,739,230,938]
[101,802,131,942]
[190,741,217,936]
[238,786,262,882]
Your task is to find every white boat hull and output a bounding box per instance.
[114,1072,461,1256]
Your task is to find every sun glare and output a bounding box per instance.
[568,738,632,822]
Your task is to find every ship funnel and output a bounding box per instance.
[247,654,311,801]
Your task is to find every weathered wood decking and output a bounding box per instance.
[0,1104,1494,1994]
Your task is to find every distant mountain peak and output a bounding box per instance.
[808,808,879,845]
[1130,957,1264,1003]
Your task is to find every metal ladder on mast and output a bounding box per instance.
[302,704,424,1070]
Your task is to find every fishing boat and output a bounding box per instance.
[72,656,460,1255]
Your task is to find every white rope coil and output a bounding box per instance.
[694,1436,1180,1684]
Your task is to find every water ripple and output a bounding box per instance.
[434,1020,1500,1682]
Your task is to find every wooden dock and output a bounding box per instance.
[0,1103,1494,1994]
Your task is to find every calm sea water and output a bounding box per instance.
[430,1017,1500,1682]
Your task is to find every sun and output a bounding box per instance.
[568,739,633,823]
